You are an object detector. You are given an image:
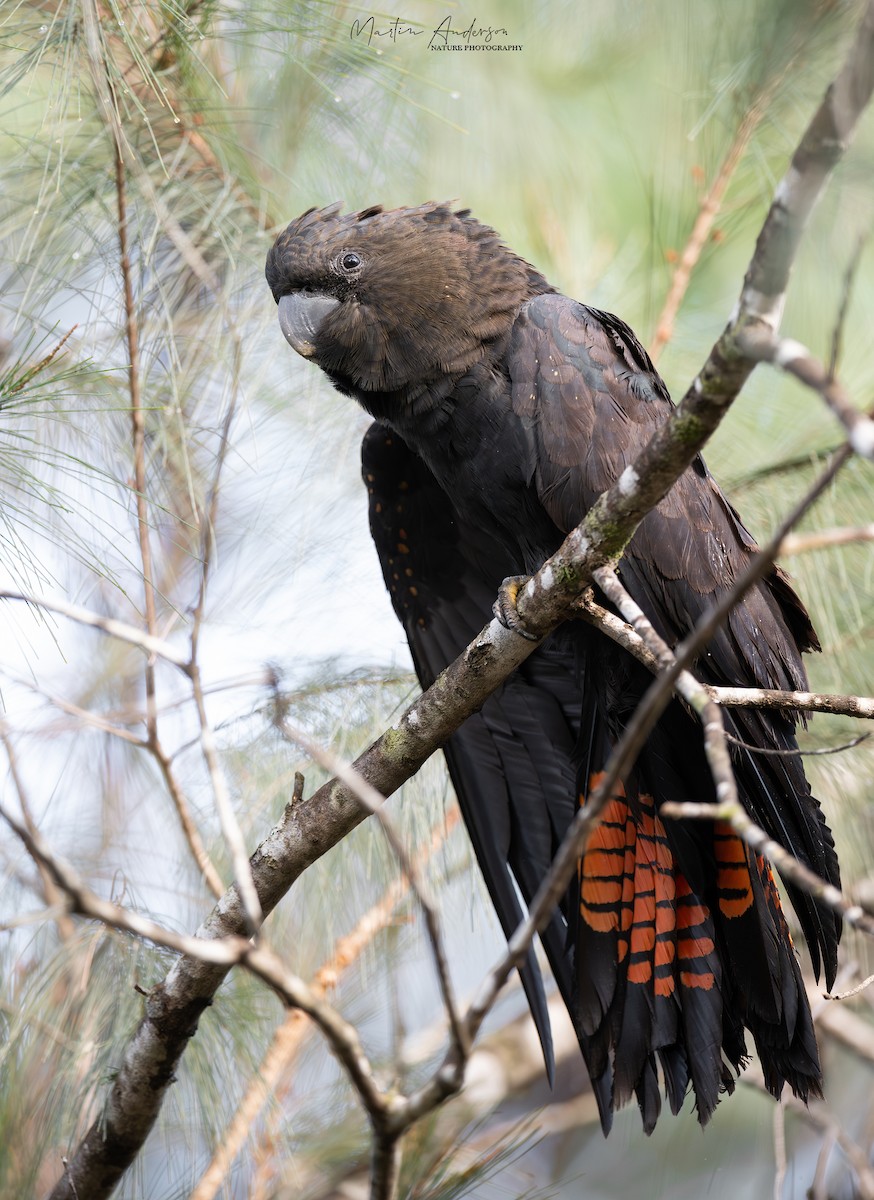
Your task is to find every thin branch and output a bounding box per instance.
[651,100,767,361]
[660,797,874,937]
[190,805,460,1200]
[811,1128,838,1200]
[779,524,874,555]
[190,660,262,932]
[773,1100,787,1200]
[150,739,225,898]
[829,232,867,377]
[113,137,159,744]
[825,971,874,1002]
[190,385,238,665]
[738,327,874,459]
[0,670,148,747]
[706,686,874,720]
[813,991,874,1064]
[0,723,75,940]
[0,591,190,667]
[181,373,258,919]
[592,566,739,808]
[723,729,869,758]
[276,718,468,1070]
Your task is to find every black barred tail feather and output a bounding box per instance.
[573,763,827,1135]
[575,777,729,1133]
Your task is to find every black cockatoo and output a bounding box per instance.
[265,202,840,1134]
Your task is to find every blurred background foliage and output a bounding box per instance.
[0,0,873,1196]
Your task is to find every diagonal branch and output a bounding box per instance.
[276,718,468,1068]
[738,328,874,458]
[0,590,190,667]
[577,593,874,720]
[189,801,460,1200]
[659,796,874,938]
[592,565,738,808]
[651,95,770,361]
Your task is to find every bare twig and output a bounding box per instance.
[0,590,189,667]
[811,1127,838,1200]
[276,718,468,1070]
[190,663,262,931]
[592,566,739,807]
[190,806,460,1200]
[829,232,867,377]
[651,102,766,361]
[738,328,874,459]
[826,971,874,1002]
[723,730,869,758]
[773,1100,787,1200]
[706,686,874,720]
[814,994,874,1064]
[659,797,874,937]
[151,739,225,898]
[0,670,148,746]
[0,723,75,940]
[779,524,874,555]
[180,356,258,918]
[113,139,159,743]
[190,395,237,664]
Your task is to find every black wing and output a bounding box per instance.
[362,421,584,1085]
[506,293,840,983]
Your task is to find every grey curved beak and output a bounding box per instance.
[278,293,340,357]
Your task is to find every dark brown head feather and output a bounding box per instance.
[265,202,555,393]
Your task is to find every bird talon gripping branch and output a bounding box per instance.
[267,202,840,1135]
[493,575,539,640]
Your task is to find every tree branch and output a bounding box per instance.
[659,797,874,938]
[577,592,874,720]
[189,804,460,1200]
[0,591,190,667]
[276,718,468,1071]
[738,328,874,459]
